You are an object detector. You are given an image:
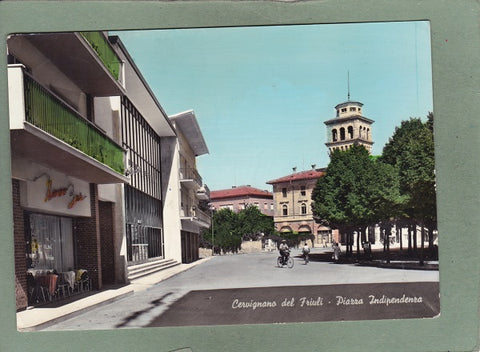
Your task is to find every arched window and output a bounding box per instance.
[347,126,353,139]
[301,203,307,215]
[332,129,338,142]
[366,128,370,140]
[282,204,288,216]
[340,127,346,140]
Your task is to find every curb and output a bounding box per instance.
[18,289,134,332]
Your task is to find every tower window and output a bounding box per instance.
[332,129,338,142]
[348,126,353,139]
[340,127,346,141]
[350,107,356,111]
[341,108,347,113]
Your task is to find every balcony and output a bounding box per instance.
[196,184,210,200]
[180,206,211,229]
[179,168,202,189]
[8,32,125,97]
[8,65,128,184]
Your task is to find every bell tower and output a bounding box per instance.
[324,99,374,154]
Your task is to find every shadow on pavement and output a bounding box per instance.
[294,247,439,270]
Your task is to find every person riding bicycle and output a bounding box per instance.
[302,242,310,263]
[279,239,289,264]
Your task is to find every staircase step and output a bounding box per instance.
[127,259,180,281]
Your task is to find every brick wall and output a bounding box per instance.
[12,179,28,311]
[99,201,115,285]
[75,184,102,289]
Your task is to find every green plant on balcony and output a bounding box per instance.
[23,74,124,174]
[80,31,120,80]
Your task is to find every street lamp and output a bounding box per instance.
[209,204,215,256]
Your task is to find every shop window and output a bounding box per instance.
[27,213,74,272]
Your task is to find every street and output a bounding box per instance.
[43,247,439,330]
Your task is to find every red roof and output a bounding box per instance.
[210,185,273,200]
[266,169,325,184]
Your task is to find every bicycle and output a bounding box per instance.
[277,251,294,268]
[302,252,309,265]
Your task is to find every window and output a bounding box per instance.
[300,186,306,196]
[301,203,307,215]
[348,126,353,139]
[282,204,288,216]
[340,127,346,140]
[332,129,338,142]
[341,108,347,112]
[282,188,287,197]
[27,213,74,272]
[350,107,356,112]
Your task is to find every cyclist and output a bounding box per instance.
[302,242,310,264]
[279,239,289,264]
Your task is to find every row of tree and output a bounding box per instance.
[312,113,437,263]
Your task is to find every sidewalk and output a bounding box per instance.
[17,257,212,331]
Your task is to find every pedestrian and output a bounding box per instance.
[302,242,310,264]
[362,241,372,260]
[332,242,341,262]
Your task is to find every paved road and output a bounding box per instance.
[43,248,438,330]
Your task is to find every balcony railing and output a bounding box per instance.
[23,72,124,174]
[179,167,202,188]
[197,184,210,200]
[80,32,121,80]
[194,208,211,227]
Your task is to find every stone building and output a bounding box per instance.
[266,168,334,246]
[210,185,274,216]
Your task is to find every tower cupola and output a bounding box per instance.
[324,99,374,155]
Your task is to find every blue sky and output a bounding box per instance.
[113,21,433,192]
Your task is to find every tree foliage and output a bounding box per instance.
[380,115,436,227]
[201,205,275,254]
[312,144,403,228]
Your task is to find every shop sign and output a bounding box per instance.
[43,177,87,209]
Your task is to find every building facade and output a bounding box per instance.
[324,100,374,154]
[210,185,274,216]
[168,110,211,263]
[108,37,178,280]
[8,32,204,311]
[8,32,130,310]
[266,169,334,246]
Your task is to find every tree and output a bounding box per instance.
[201,208,242,254]
[312,144,405,258]
[237,205,274,240]
[312,144,403,258]
[380,115,437,261]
